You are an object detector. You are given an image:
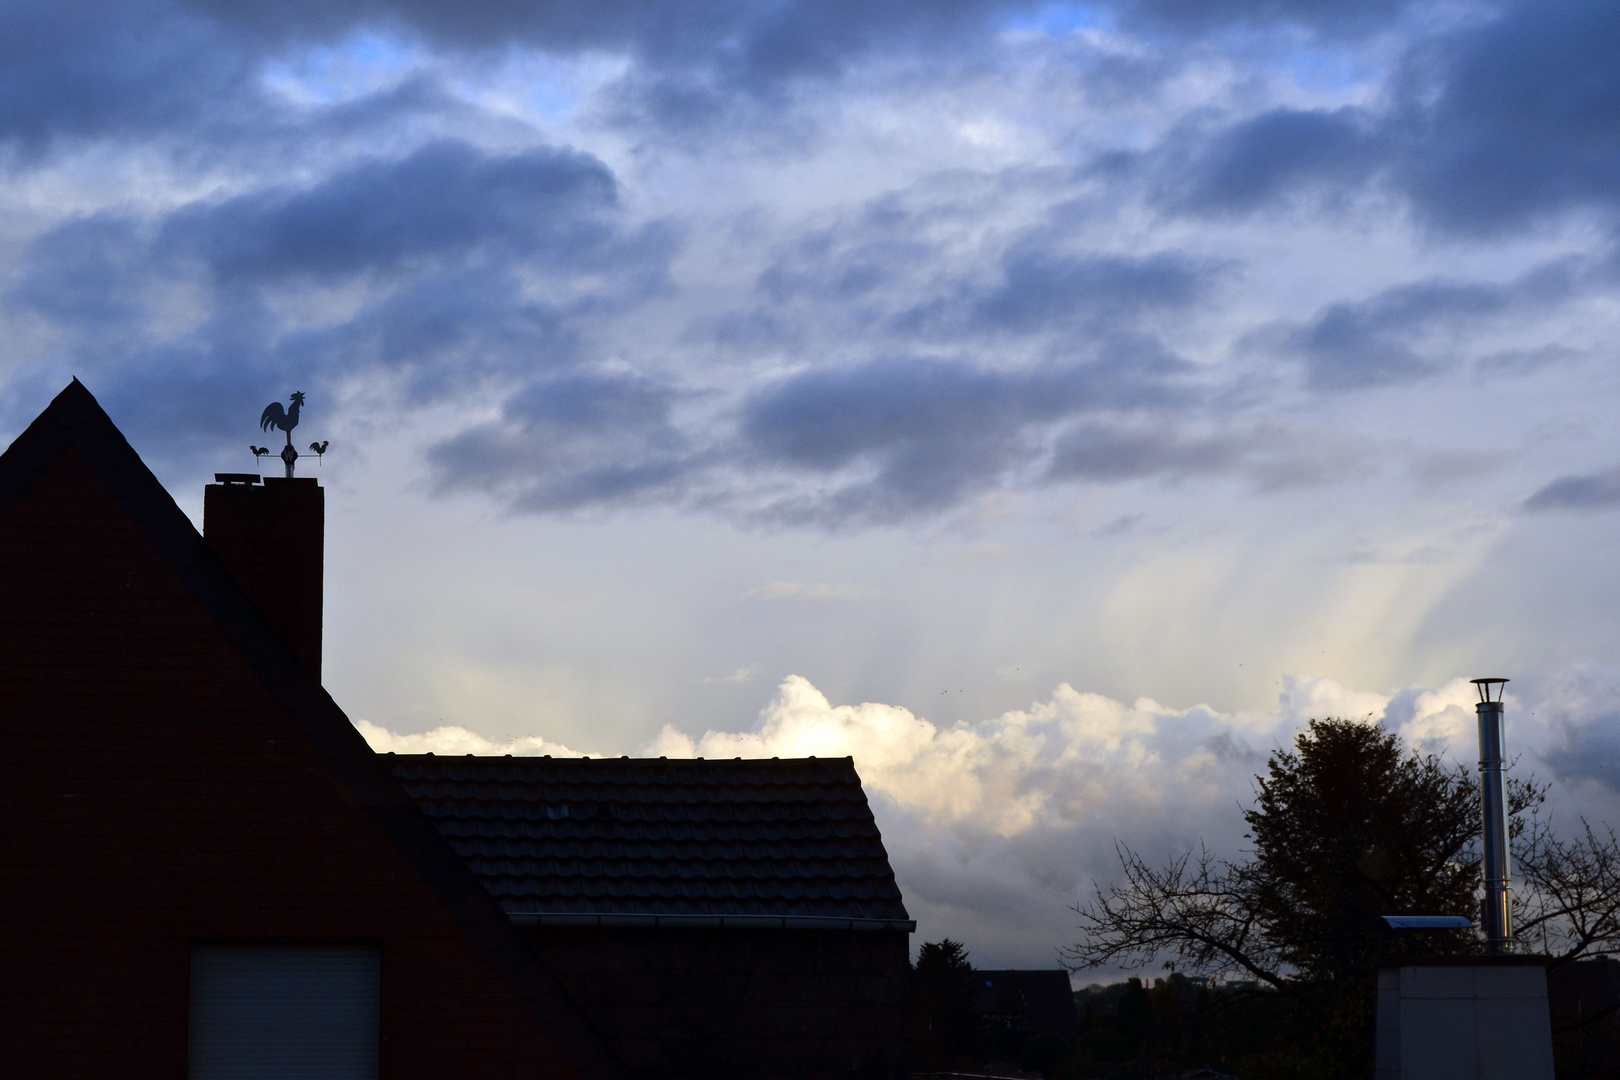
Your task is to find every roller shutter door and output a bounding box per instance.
[188,945,381,1080]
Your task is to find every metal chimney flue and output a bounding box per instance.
[1472,677,1513,953]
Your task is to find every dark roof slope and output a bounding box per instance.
[389,754,914,929]
[973,970,1080,1042]
[0,381,627,1079]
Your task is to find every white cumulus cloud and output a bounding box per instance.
[353,719,589,758]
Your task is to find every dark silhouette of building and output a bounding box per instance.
[0,380,912,1079]
[394,753,915,1076]
[972,969,1080,1063]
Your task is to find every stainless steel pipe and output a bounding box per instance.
[1474,679,1513,953]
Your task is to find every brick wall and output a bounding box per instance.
[0,450,576,1079]
[527,925,911,1079]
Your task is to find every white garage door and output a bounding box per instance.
[188,945,381,1080]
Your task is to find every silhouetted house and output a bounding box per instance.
[0,381,912,1079]
[972,970,1080,1047]
[394,754,915,1076]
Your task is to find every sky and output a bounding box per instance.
[3,0,1620,971]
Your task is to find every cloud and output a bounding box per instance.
[187,0,1019,63]
[0,3,254,156]
[731,350,1199,522]
[1047,420,1371,490]
[1252,259,1590,392]
[426,339,1222,528]
[1523,466,1620,512]
[968,248,1212,333]
[1137,1,1620,236]
[748,200,1222,346]
[1395,0,1620,234]
[154,138,626,283]
[353,718,588,757]
[1121,0,1417,37]
[1533,665,1620,791]
[633,672,1505,961]
[703,665,760,685]
[179,0,1029,143]
[744,581,865,602]
[9,0,1609,529]
[3,138,674,462]
[1156,107,1382,216]
[428,369,690,511]
[423,343,1378,524]
[0,0,1039,162]
[10,139,646,356]
[1288,281,1507,391]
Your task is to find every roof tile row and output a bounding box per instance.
[389,755,910,923]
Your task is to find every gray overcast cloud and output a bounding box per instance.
[4,0,1620,965]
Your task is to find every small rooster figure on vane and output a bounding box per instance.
[260,391,306,478]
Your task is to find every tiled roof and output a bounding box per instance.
[387,754,913,928]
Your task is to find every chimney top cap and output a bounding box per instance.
[1471,677,1509,703]
[214,473,261,485]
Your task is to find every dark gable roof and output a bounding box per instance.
[973,970,1080,1042]
[0,381,629,1080]
[390,754,915,930]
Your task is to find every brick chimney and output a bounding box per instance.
[204,474,324,680]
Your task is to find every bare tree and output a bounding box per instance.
[1062,842,1288,990]
[1515,815,1620,966]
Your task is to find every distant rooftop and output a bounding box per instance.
[388,754,913,930]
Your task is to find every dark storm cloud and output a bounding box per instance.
[185,0,1020,80]
[1545,710,1620,792]
[0,3,255,155]
[2,138,673,462]
[971,248,1209,332]
[416,165,1234,525]
[1157,107,1381,215]
[154,139,627,283]
[731,348,1200,521]
[747,192,1221,347]
[428,370,690,511]
[11,0,1609,530]
[0,0,1035,160]
[1262,257,1589,392]
[277,265,584,396]
[0,1,495,168]
[1289,281,1507,391]
[424,338,1218,526]
[1123,0,1417,36]
[1145,0,1620,235]
[742,351,1192,468]
[7,214,151,334]
[177,0,1037,145]
[10,138,661,342]
[1396,0,1620,235]
[1523,468,1620,513]
[9,140,637,345]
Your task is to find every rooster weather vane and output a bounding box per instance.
[251,391,328,478]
